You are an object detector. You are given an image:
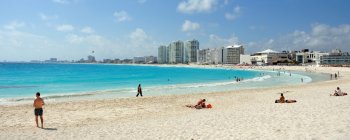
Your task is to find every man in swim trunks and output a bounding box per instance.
[33,92,45,128]
[275,93,297,103]
[279,93,285,103]
[197,99,206,108]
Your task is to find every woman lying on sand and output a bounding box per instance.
[186,99,212,109]
[275,93,297,103]
[330,87,348,96]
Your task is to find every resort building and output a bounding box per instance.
[198,49,211,64]
[197,45,244,65]
[240,54,252,65]
[168,41,184,64]
[295,49,329,65]
[87,55,96,63]
[320,49,350,66]
[209,48,224,64]
[198,48,222,64]
[251,49,288,65]
[222,45,244,64]
[133,57,145,64]
[144,56,157,64]
[184,39,199,63]
[157,45,167,64]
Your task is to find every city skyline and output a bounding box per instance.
[1,0,350,61]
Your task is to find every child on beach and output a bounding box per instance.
[33,92,45,128]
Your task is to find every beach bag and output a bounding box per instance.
[207,104,212,108]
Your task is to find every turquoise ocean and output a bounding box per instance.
[0,63,328,104]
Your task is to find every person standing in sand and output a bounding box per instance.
[136,84,143,97]
[33,92,45,128]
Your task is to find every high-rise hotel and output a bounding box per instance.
[157,45,167,64]
[158,39,199,64]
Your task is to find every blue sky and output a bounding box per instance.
[1,0,350,61]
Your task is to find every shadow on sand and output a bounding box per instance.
[42,128,57,131]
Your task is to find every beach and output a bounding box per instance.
[0,66,349,139]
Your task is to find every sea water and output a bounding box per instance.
[0,63,327,104]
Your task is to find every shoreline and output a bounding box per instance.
[1,66,349,139]
[0,64,326,106]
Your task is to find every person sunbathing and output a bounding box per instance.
[330,87,348,96]
[275,93,297,103]
[186,99,207,109]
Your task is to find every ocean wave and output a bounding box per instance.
[242,75,272,83]
[0,85,38,89]
[144,75,273,91]
[0,88,136,103]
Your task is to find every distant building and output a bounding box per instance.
[295,50,328,65]
[44,58,58,63]
[198,48,211,64]
[145,56,157,64]
[251,49,288,65]
[158,45,167,64]
[209,48,223,64]
[121,59,133,64]
[223,45,244,64]
[87,55,96,63]
[240,54,252,65]
[320,50,350,66]
[168,40,184,64]
[103,59,113,63]
[133,57,145,64]
[50,58,57,62]
[197,45,244,65]
[184,39,199,63]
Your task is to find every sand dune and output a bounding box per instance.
[0,66,349,139]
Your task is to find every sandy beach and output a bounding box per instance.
[1,66,349,139]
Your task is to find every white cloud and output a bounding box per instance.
[182,20,200,32]
[205,34,240,48]
[66,34,84,44]
[113,11,131,22]
[225,5,241,20]
[81,26,94,34]
[0,27,159,61]
[56,24,74,32]
[0,29,64,61]
[178,0,217,14]
[3,21,26,30]
[52,0,69,4]
[129,28,150,42]
[127,28,157,57]
[249,24,350,53]
[39,13,58,21]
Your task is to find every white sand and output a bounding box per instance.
[1,66,350,139]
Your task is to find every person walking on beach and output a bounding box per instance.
[331,74,333,80]
[136,84,143,97]
[33,92,45,128]
[335,73,338,79]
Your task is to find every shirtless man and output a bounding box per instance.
[33,92,45,128]
[275,93,297,103]
[186,99,206,109]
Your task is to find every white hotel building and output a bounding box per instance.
[158,39,199,64]
[198,44,244,65]
[250,49,289,65]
